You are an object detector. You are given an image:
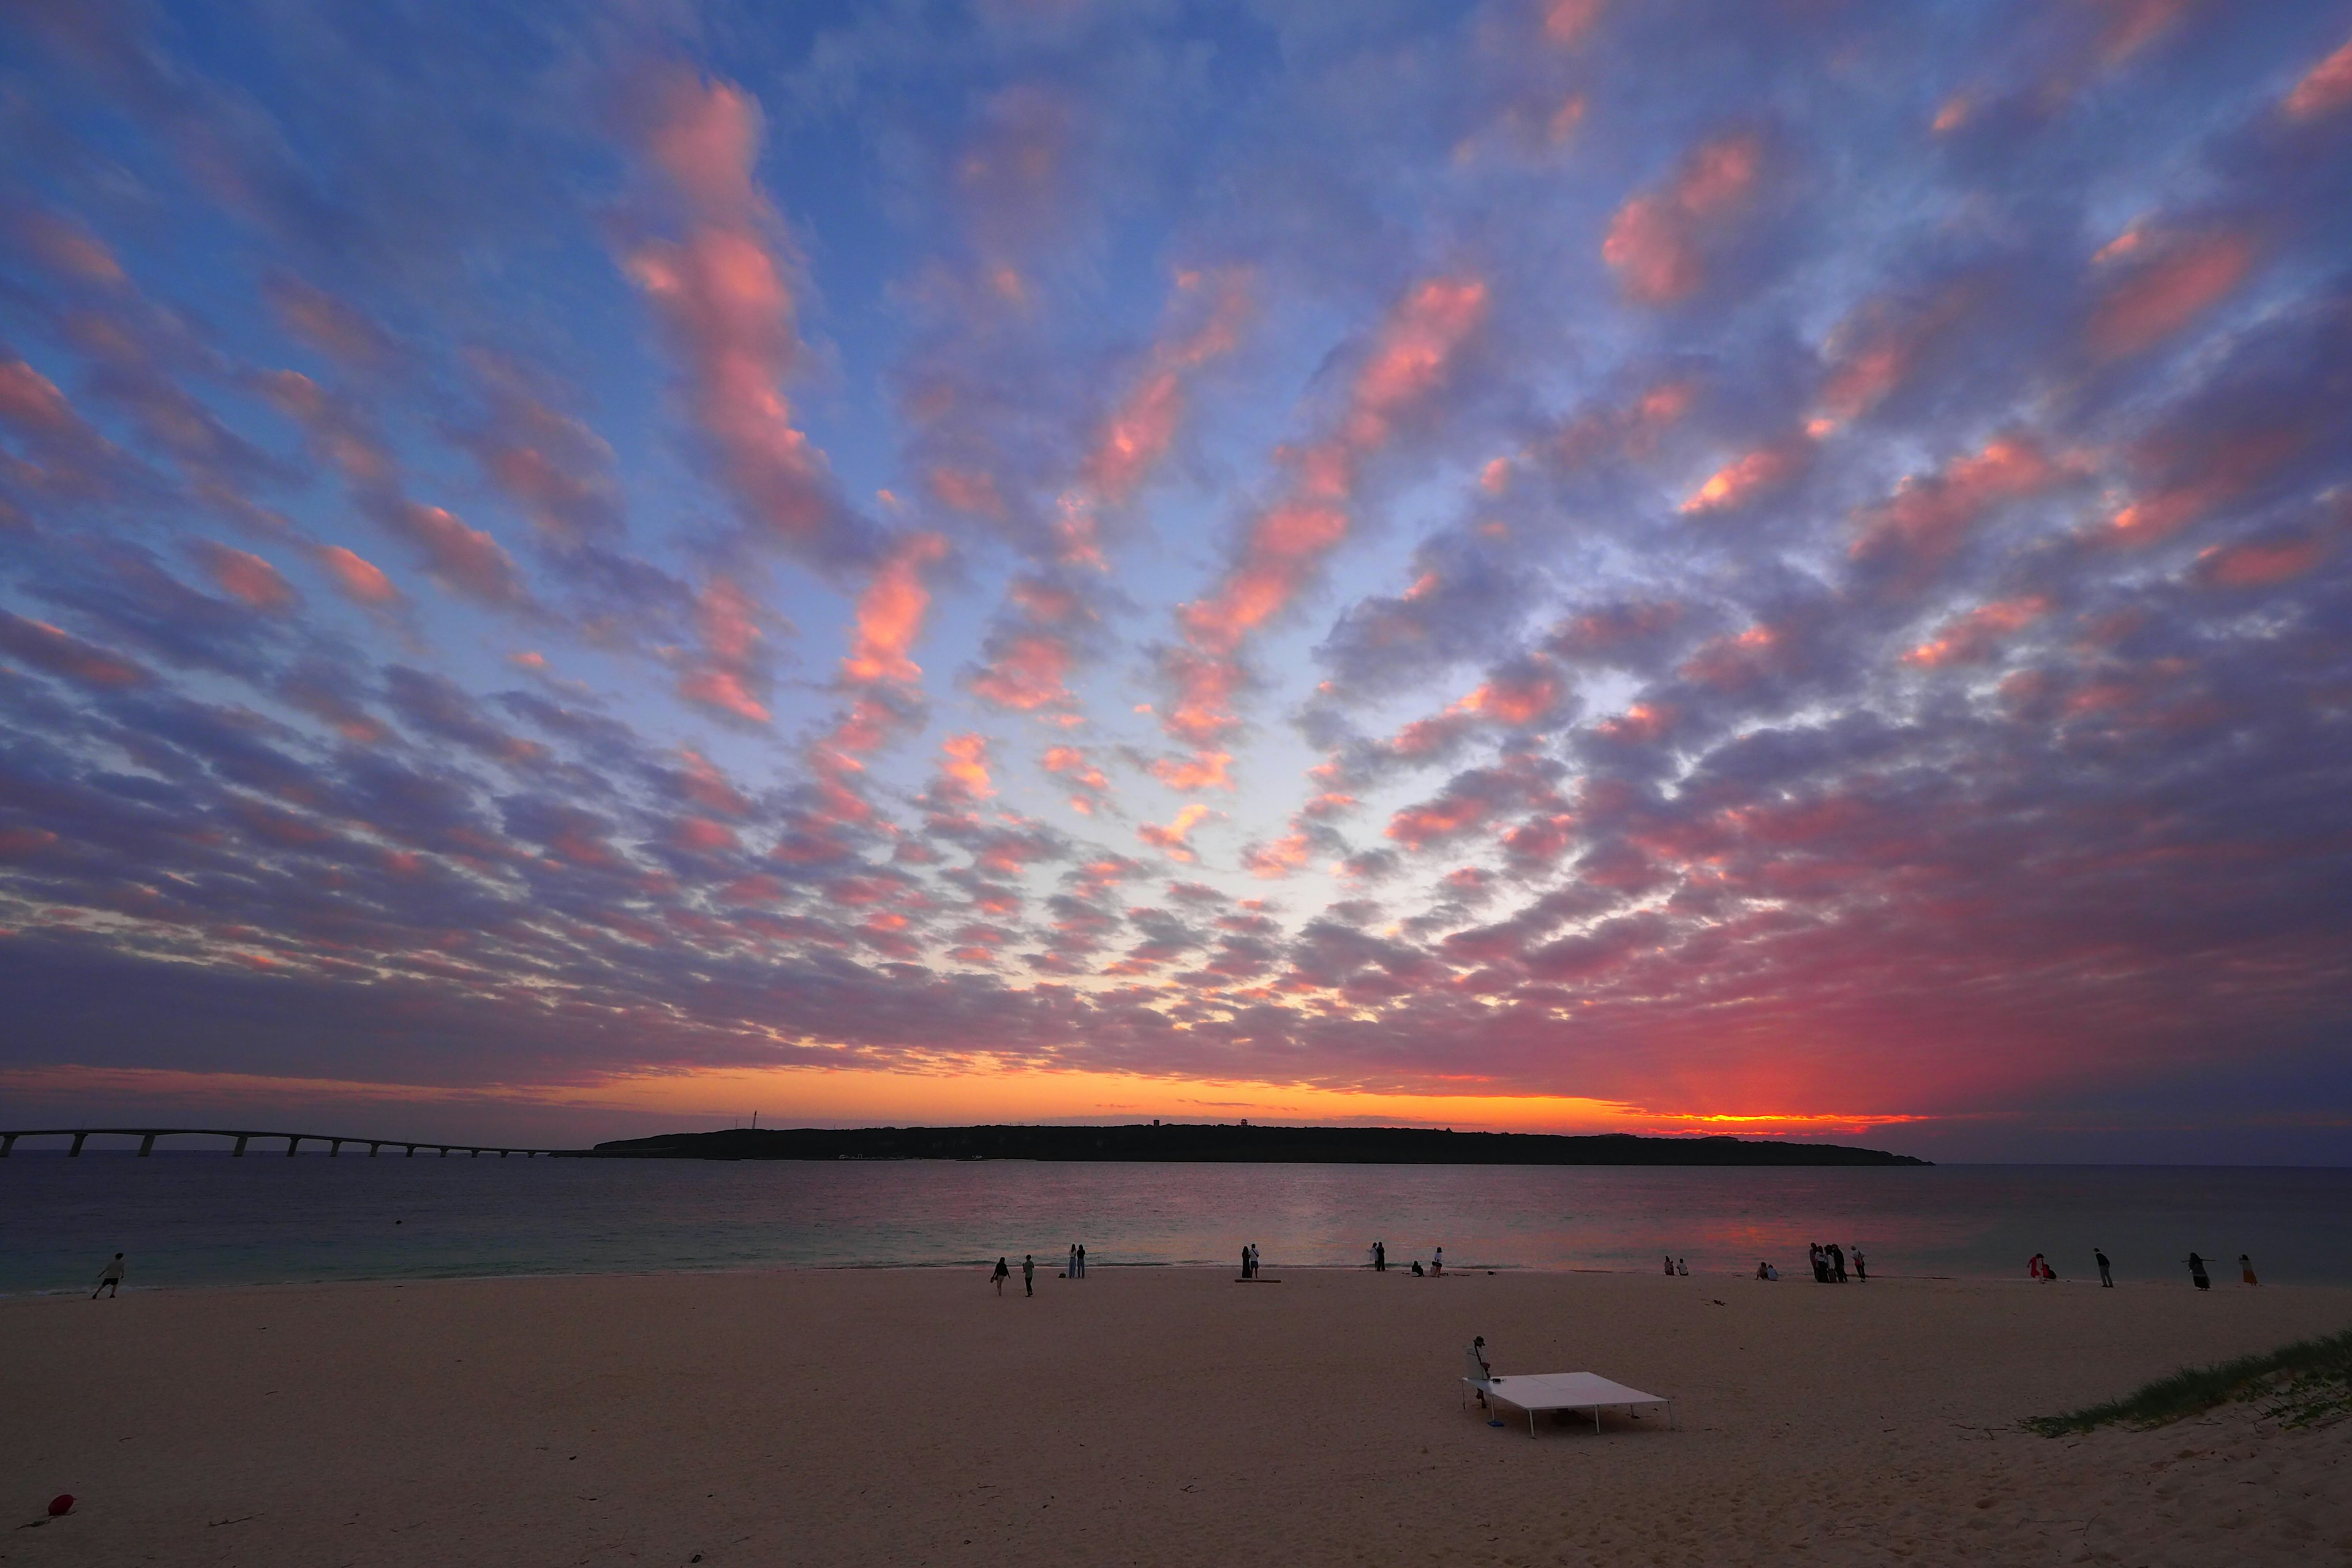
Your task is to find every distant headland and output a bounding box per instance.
[590,1123,1929,1166]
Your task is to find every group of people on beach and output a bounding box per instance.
[1809,1242,1863,1282]
[2027,1249,2258,1288]
[1367,1240,1444,1275]
[1740,1244,1863,1282]
[989,1245,1091,1295]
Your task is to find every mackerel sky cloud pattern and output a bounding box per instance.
[2,0,2351,1158]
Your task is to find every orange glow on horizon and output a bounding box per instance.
[0,1063,1931,1143]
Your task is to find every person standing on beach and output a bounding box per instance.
[2239,1253,2258,1286]
[993,1257,1009,1295]
[1811,1243,1830,1283]
[1827,1244,1845,1283]
[2095,1248,2113,1287]
[91,1253,124,1299]
[1432,1246,1444,1276]
[2186,1253,2211,1290]
[1373,1240,1386,1272]
[1852,1248,1867,1282]
[1022,1254,1035,1296]
[1076,1243,1086,1278]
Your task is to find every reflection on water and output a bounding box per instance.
[4,1155,2346,1293]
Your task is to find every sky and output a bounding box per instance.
[2,0,2350,1161]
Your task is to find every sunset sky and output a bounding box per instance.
[4,0,2350,1161]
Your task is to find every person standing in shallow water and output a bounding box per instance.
[2186,1252,2211,1290]
[2095,1248,2114,1287]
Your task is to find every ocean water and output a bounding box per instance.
[4,1154,2347,1295]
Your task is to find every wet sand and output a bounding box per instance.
[5,1268,2348,1566]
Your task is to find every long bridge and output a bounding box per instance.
[0,1128,579,1159]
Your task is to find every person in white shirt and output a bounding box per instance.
[92,1253,124,1299]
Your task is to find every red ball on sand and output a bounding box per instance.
[48,1494,74,1517]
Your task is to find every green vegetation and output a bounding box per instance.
[2025,1326,2352,1436]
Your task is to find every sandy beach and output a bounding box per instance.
[6,1268,2348,1566]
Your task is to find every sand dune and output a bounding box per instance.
[6,1269,2346,1566]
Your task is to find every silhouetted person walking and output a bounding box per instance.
[2095,1248,2113,1287]
[91,1253,124,1299]
[993,1257,1009,1295]
[1022,1254,1035,1296]
[2186,1252,2211,1290]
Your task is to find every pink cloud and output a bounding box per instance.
[1681,436,1812,515]
[2284,34,2352,120]
[1139,802,1213,862]
[390,502,529,605]
[620,69,850,560]
[0,611,151,687]
[1163,276,1487,768]
[934,732,995,804]
[842,532,949,686]
[310,545,401,606]
[1602,131,1765,305]
[192,541,296,612]
[968,628,1075,711]
[2107,426,2307,546]
[1900,596,2052,668]
[2192,534,2329,589]
[1851,435,2072,577]
[1041,743,1110,815]
[678,578,775,725]
[1541,0,1608,47]
[262,274,396,370]
[2088,227,2258,360]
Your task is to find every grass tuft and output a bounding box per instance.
[2024,1325,2352,1436]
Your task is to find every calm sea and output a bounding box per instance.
[4,1155,2347,1295]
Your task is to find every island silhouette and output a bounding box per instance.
[590,1123,1928,1166]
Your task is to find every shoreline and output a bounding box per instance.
[0,1258,2282,1298]
[8,1268,2347,1564]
